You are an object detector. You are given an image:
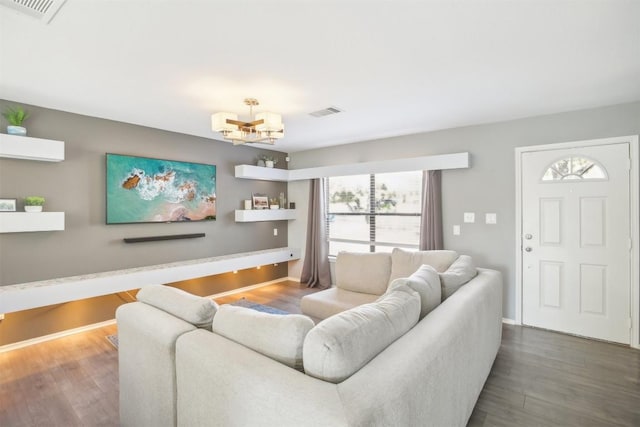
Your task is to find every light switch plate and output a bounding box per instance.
[486,213,497,224]
[463,212,475,223]
[273,228,278,236]
[453,225,461,236]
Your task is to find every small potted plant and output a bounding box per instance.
[269,198,280,209]
[2,106,30,136]
[24,196,45,212]
[260,155,278,168]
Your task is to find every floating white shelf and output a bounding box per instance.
[0,133,65,162]
[234,164,289,181]
[235,209,296,222]
[0,212,65,233]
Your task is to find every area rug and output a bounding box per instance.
[105,299,287,349]
[106,334,119,349]
[230,298,289,315]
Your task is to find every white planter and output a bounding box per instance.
[7,126,27,136]
[25,206,43,212]
[270,205,279,210]
[265,160,274,168]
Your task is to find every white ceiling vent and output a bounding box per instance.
[0,0,66,23]
[309,106,343,118]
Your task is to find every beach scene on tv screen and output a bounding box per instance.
[106,154,216,224]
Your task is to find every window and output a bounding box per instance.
[326,171,422,256]
[542,157,607,181]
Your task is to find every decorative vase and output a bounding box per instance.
[25,206,43,212]
[7,126,27,136]
[265,160,274,168]
[257,159,266,167]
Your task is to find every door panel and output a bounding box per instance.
[521,143,630,344]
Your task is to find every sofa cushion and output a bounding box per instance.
[388,264,441,319]
[300,287,380,320]
[439,255,478,300]
[389,248,459,284]
[136,285,218,330]
[303,284,420,383]
[336,251,392,295]
[212,305,314,370]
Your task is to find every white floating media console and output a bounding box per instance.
[0,247,301,313]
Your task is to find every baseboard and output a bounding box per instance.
[204,277,290,299]
[502,317,519,325]
[285,276,301,283]
[0,319,117,353]
[0,277,293,353]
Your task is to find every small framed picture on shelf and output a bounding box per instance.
[252,194,269,210]
[0,198,17,212]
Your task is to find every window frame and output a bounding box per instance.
[326,172,422,255]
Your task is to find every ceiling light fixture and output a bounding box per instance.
[211,98,284,145]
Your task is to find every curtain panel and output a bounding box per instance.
[301,178,331,288]
[419,170,443,250]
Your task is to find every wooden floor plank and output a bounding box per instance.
[1,280,639,426]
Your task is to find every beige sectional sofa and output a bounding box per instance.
[116,249,502,427]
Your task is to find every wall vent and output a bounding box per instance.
[0,0,66,23]
[309,106,343,118]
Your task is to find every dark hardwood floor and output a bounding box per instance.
[1,280,639,426]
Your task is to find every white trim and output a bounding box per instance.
[285,276,301,283]
[204,277,290,299]
[515,135,639,348]
[0,247,301,313]
[0,319,117,353]
[287,152,469,181]
[236,152,470,182]
[502,318,518,325]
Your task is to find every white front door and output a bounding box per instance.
[521,142,631,344]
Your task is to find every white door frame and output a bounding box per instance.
[515,135,640,349]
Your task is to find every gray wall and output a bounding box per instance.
[0,100,289,286]
[288,101,640,321]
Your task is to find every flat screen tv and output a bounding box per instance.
[106,153,216,224]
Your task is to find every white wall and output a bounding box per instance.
[287,101,640,321]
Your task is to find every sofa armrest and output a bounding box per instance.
[117,302,197,427]
[176,329,348,427]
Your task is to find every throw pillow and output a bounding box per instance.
[439,255,478,300]
[136,285,218,330]
[303,284,420,383]
[388,264,441,319]
[212,305,315,371]
[388,248,459,284]
[335,251,392,295]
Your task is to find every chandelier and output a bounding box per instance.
[211,98,284,145]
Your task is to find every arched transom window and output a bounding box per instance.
[542,157,607,181]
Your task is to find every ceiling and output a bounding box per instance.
[1,0,639,153]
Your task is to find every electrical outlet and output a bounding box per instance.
[463,212,475,223]
[0,313,5,321]
[273,228,278,236]
[453,225,461,236]
[486,213,497,224]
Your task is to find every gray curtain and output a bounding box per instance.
[301,178,331,288]
[419,170,443,250]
